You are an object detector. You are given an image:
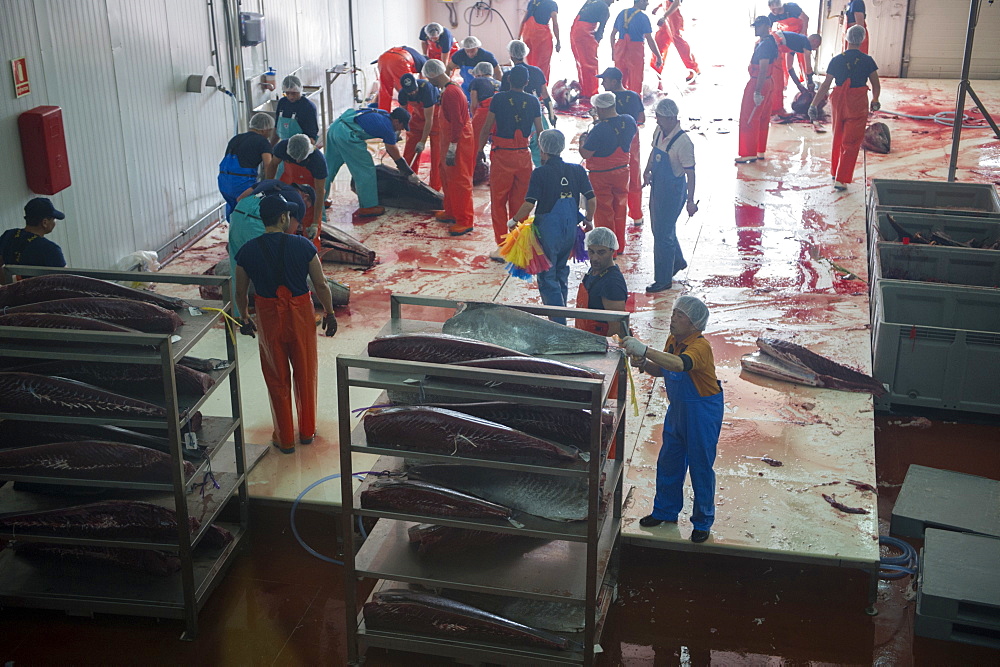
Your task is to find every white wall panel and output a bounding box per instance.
[815,0,907,78]
[904,0,1000,79]
[425,0,524,64]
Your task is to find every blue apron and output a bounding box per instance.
[459,65,476,99]
[649,131,688,286]
[534,194,581,324]
[217,153,258,221]
[276,114,303,141]
[529,112,551,168]
[655,359,724,531]
[228,194,266,317]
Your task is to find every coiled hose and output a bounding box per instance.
[291,472,377,565]
[879,108,992,130]
[879,535,918,580]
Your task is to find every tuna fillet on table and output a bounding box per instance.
[5,298,183,333]
[443,301,608,355]
[0,274,186,311]
[361,478,514,521]
[367,332,528,364]
[445,356,604,403]
[0,441,194,483]
[1,359,215,396]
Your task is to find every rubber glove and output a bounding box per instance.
[870,101,881,112]
[446,143,457,166]
[305,224,318,239]
[322,313,338,337]
[239,318,257,338]
[507,218,519,230]
[394,157,416,177]
[753,92,764,107]
[620,336,647,358]
[415,141,426,154]
[807,105,819,121]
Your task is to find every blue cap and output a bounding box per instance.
[259,194,296,222]
[596,67,624,81]
[24,197,65,224]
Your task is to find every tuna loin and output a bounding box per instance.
[448,356,604,403]
[364,406,580,464]
[364,589,572,651]
[443,301,608,355]
[0,421,203,462]
[0,372,167,419]
[0,274,186,310]
[0,313,142,334]
[7,360,215,396]
[407,524,511,555]
[368,333,528,364]
[10,543,182,576]
[0,500,199,540]
[752,338,886,395]
[7,298,183,333]
[423,401,614,449]
[0,441,195,483]
[361,478,513,521]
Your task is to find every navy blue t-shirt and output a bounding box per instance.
[500,63,547,97]
[526,0,558,24]
[250,179,308,222]
[750,36,780,64]
[275,97,319,140]
[235,232,317,299]
[489,91,542,139]
[578,0,611,23]
[525,157,594,216]
[398,79,440,108]
[272,141,329,180]
[778,31,813,53]
[0,229,66,268]
[402,46,427,71]
[224,131,272,169]
[769,2,804,22]
[827,50,878,87]
[613,90,644,122]
[582,264,628,308]
[583,115,637,158]
[614,7,653,41]
[469,77,498,104]
[452,48,499,70]
[419,26,455,53]
[353,109,399,145]
[846,1,866,25]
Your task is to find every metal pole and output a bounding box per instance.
[947,0,981,182]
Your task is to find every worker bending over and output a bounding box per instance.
[267,134,328,248]
[398,73,440,187]
[766,0,809,114]
[235,194,337,455]
[424,59,476,236]
[651,1,699,85]
[579,92,637,252]
[275,75,318,143]
[774,31,822,103]
[571,0,615,101]
[810,25,879,191]
[509,129,596,324]
[621,296,722,544]
[420,23,459,66]
[736,17,781,164]
[448,37,502,100]
[478,65,543,256]
[375,45,425,111]
[324,106,415,218]
[597,66,645,226]
[610,0,661,94]
[218,113,274,220]
[519,0,560,81]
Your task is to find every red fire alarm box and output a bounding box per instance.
[18,106,71,195]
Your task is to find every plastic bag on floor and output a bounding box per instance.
[113,251,160,289]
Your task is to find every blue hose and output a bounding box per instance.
[289,472,375,565]
[880,109,990,130]
[879,535,918,580]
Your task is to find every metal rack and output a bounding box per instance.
[0,265,265,639]
[337,295,630,666]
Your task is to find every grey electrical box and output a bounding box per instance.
[240,12,266,47]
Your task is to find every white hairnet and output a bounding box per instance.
[249,112,275,130]
[462,36,482,50]
[591,92,617,109]
[538,129,565,155]
[287,134,313,161]
[846,25,866,45]
[281,75,302,93]
[472,61,494,76]
[674,295,710,331]
[422,58,446,79]
[655,98,679,117]
[425,22,443,38]
[508,39,529,60]
[585,227,619,251]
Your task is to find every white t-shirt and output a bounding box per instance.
[651,125,695,178]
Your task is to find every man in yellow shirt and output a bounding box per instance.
[620,296,723,543]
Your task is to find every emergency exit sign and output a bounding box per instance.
[12,57,30,98]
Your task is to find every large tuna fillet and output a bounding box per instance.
[363,589,572,651]
[0,441,195,482]
[439,588,587,633]
[0,274,186,310]
[424,401,614,449]
[448,356,604,403]
[407,523,511,555]
[10,543,182,576]
[742,338,886,395]
[0,500,199,540]
[6,298,183,334]
[443,301,608,355]
[0,421,203,461]
[368,333,528,364]
[0,372,166,419]
[407,463,592,522]
[0,313,142,334]
[364,406,580,464]
[7,360,215,396]
[362,479,513,521]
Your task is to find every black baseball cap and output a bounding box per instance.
[752,15,772,27]
[596,67,624,81]
[390,107,411,131]
[259,194,296,221]
[24,197,65,224]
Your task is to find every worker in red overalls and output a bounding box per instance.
[844,1,868,54]
[519,0,561,82]
[651,1,699,85]
[598,66,645,227]
[579,92,638,252]
[477,65,543,258]
[810,25,880,190]
[610,0,661,94]
[771,31,822,110]
[266,134,327,249]
[469,61,500,162]
[398,73,439,182]
[419,23,459,66]
[766,0,810,116]
[424,59,476,236]
[736,17,782,164]
[571,0,615,102]
[375,46,425,111]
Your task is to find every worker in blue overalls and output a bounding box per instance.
[217,113,275,220]
[447,36,502,99]
[325,106,416,218]
[620,296,723,544]
[507,129,596,324]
